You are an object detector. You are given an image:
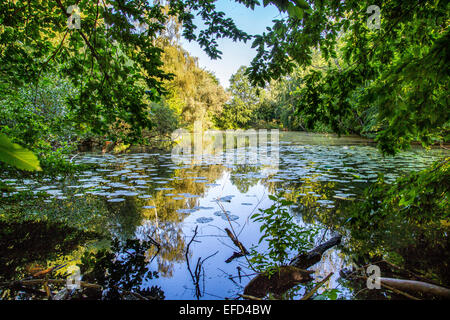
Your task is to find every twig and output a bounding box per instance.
[228,272,260,280]
[353,287,368,298]
[202,250,219,264]
[300,272,333,300]
[112,285,150,300]
[217,201,255,271]
[237,191,266,238]
[69,153,79,163]
[225,228,249,255]
[239,294,263,300]
[0,279,102,290]
[356,276,420,300]
[185,226,199,277]
[185,226,202,299]
[379,281,421,300]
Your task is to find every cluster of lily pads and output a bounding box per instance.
[1,145,444,224]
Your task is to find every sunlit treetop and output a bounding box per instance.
[1,0,265,142]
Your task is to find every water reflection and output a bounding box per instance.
[0,132,448,299]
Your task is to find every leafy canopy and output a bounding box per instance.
[1,0,448,154]
[246,0,449,154]
[0,0,255,142]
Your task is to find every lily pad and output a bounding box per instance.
[196,217,214,224]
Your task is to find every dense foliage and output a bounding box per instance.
[245,0,449,154]
[1,0,448,171]
[348,157,449,229]
[0,0,235,171]
[159,41,228,129]
[0,0,448,301]
[250,194,318,275]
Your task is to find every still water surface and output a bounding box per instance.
[1,132,447,299]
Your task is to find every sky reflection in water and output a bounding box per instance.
[1,132,447,299]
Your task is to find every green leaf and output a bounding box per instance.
[0,134,42,171]
[293,0,310,10]
[287,3,304,19]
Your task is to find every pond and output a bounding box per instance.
[1,131,448,300]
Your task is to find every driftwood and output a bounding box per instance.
[356,275,421,300]
[225,251,245,263]
[225,227,249,263]
[0,279,102,289]
[243,266,314,298]
[243,235,342,298]
[289,235,342,269]
[348,260,450,300]
[379,277,450,299]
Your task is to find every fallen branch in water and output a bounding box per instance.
[356,275,421,300]
[225,228,249,254]
[225,251,246,263]
[239,294,263,300]
[244,266,315,298]
[379,277,450,299]
[300,273,333,300]
[224,227,249,263]
[0,279,102,290]
[347,260,450,299]
[289,235,342,269]
[244,235,342,298]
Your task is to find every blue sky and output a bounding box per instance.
[180,0,285,88]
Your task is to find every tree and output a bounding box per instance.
[247,0,449,154]
[159,42,229,129]
[1,0,447,153]
[216,66,265,129]
[0,0,253,143]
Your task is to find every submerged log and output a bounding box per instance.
[379,277,450,299]
[289,235,342,269]
[243,235,342,298]
[243,266,314,298]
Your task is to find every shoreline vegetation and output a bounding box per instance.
[0,0,448,300]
